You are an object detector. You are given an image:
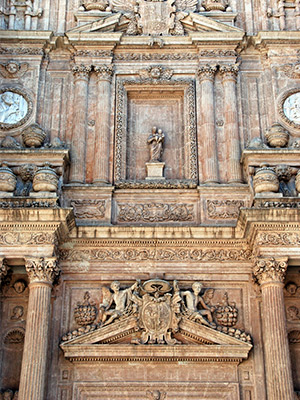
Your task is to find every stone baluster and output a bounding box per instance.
[219,64,242,183]
[69,64,92,183]
[18,257,60,400]
[253,257,294,400]
[93,64,114,184]
[197,65,219,184]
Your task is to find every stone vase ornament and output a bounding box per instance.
[22,123,47,148]
[74,292,97,327]
[201,0,228,11]
[32,163,58,192]
[0,163,17,192]
[214,292,238,327]
[253,166,279,194]
[264,123,289,148]
[82,0,109,10]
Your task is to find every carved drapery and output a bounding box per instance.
[197,65,218,183]
[93,64,114,184]
[253,257,294,400]
[69,64,92,183]
[219,64,242,183]
[19,257,59,400]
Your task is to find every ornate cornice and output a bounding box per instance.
[94,64,114,82]
[25,257,60,285]
[253,257,288,285]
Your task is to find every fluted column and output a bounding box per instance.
[69,64,92,183]
[93,64,113,184]
[197,65,219,184]
[19,257,60,400]
[219,64,242,183]
[253,257,294,400]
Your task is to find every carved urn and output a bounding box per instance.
[214,293,238,327]
[253,166,279,194]
[202,0,228,11]
[82,0,109,10]
[264,123,289,148]
[74,292,97,327]
[32,163,58,192]
[0,163,17,192]
[22,123,46,148]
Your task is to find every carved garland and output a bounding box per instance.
[114,77,198,182]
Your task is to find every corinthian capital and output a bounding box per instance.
[197,64,217,81]
[0,259,8,285]
[94,64,114,82]
[72,64,92,80]
[253,257,288,285]
[25,257,60,285]
[219,63,239,81]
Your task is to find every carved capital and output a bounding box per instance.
[219,64,239,81]
[0,259,8,285]
[197,64,217,81]
[72,64,92,80]
[253,257,288,285]
[94,64,114,82]
[25,257,60,285]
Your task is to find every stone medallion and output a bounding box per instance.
[283,92,300,125]
[0,87,33,131]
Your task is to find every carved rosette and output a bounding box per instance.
[253,258,288,285]
[219,64,239,82]
[94,64,114,82]
[25,257,60,285]
[72,64,92,81]
[197,64,217,82]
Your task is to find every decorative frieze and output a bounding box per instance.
[71,200,106,219]
[0,232,55,246]
[114,53,198,61]
[0,47,44,56]
[25,257,59,285]
[256,232,300,246]
[117,203,194,223]
[253,257,288,285]
[207,200,244,219]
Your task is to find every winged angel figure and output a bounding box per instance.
[111,0,198,35]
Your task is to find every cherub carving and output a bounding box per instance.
[181,282,216,328]
[0,61,28,79]
[98,280,140,326]
[146,390,167,400]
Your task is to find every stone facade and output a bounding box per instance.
[0,0,300,399]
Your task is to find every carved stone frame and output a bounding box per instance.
[277,87,300,132]
[0,86,34,131]
[114,78,198,183]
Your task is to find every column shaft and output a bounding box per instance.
[93,65,113,184]
[69,65,91,183]
[198,65,218,183]
[220,64,242,183]
[18,283,52,400]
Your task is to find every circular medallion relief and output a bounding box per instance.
[283,92,300,125]
[0,87,33,131]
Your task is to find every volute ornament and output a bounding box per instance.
[0,163,17,192]
[253,257,288,285]
[253,165,279,194]
[264,123,289,148]
[32,163,59,192]
[25,257,59,284]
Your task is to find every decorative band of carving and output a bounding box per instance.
[219,64,239,81]
[72,64,92,80]
[253,257,288,285]
[95,64,114,82]
[197,64,217,81]
[25,257,59,285]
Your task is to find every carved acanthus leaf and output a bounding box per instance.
[94,64,114,81]
[253,257,288,285]
[25,257,60,284]
[72,64,92,79]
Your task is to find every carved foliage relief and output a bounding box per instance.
[71,200,106,219]
[207,200,245,219]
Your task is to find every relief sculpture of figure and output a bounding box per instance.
[181,282,216,328]
[98,280,140,326]
[147,126,165,162]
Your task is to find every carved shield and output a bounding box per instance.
[137,0,176,35]
[142,300,171,337]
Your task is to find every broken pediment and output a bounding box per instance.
[60,279,252,362]
[68,0,243,36]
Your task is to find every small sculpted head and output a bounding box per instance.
[192,282,203,295]
[111,281,120,293]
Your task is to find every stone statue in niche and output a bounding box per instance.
[147,127,165,163]
[181,282,216,328]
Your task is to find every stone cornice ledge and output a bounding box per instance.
[253,31,300,46]
[61,343,252,363]
[0,30,53,42]
[66,31,122,44]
